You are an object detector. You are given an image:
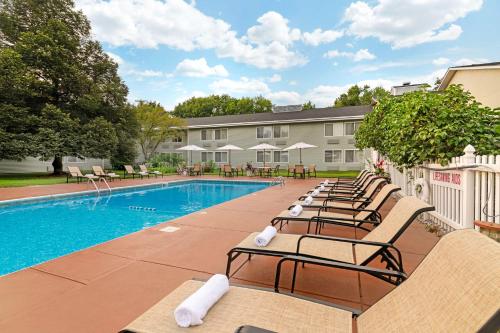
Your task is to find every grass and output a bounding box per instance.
[0,169,359,188]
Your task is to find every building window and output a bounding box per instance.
[214,151,228,163]
[273,125,289,138]
[256,126,273,139]
[324,150,342,163]
[345,149,362,163]
[344,122,361,136]
[273,151,289,163]
[201,129,213,141]
[256,150,272,163]
[172,136,183,143]
[214,128,227,141]
[201,151,214,162]
[324,123,344,137]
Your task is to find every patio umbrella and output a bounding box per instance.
[284,142,317,164]
[248,143,280,167]
[176,145,206,165]
[216,144,244,164]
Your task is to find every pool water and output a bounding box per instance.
[0,180,270,276]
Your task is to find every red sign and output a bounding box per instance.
[432,171,461,185]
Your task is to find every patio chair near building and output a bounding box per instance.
[190,163,202,176]
[223,164,234,177]
[92,166,121,181]
[293,165,305,179]
[117,207,500,333]
[307,164,317,178]
[287,165,295,177]
[273,165,281,177]
[272,184,401,233]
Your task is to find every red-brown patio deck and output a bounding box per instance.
[0,176,439,332]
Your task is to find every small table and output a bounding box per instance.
[256,166,272,177]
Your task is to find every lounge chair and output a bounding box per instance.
[292,177,387,211]
[140,164,163,178]
[124,165,144,179]
[273,184,401,233]
[226,196,434,286]
[320,170,371,190]
[92,166,121,181]
[121,230,499,333]
[308,174,378,197]
[66,166,100,183]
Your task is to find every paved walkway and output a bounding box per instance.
[0,176,439,332]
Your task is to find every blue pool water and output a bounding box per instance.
[0,180,270,276]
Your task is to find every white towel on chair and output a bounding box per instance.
[323,179,329,185]
[319,185,326,191]
[304,196,313,205]
[289,205,303,217]
[107,172,117,177]
[254,226,277,247]
[311,189,320,196]
[174,274,229,327]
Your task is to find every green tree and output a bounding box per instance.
[135,101,186,161]
[0,0,136,173]
[334,85,390,107]
[355,85,499,168]
[302,101,315,110]
[172,95,272,118]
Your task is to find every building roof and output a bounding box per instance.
[185,105,371,128]
[437,61,500,90]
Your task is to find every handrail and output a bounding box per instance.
[99,177,112,192]
[88,178,100,194]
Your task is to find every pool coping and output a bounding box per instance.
[0,178,274,207]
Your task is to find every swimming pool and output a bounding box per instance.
[0,180,270,276]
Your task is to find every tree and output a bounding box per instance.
[302,101,315,110]
[172,95,273,118]
[135,101,185,161]
[334,85,390,107]
[0,0,137,173]
[355,85,499,168]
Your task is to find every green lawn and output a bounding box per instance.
[0,170,359,188]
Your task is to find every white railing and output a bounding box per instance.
[381,145,500,231]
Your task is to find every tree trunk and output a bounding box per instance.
[52,156,64,175]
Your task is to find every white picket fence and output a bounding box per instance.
[380,145,500,231]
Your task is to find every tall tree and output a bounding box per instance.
[334,85,390,107]
[0,0,137,173]
[302,101,315,110]
[135,101,185,161]
[172,95,272,118]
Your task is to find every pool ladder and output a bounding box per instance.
[271,176,285,187]
[88,177,112,194]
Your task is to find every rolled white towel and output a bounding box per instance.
[139,171,148,175]
[289,204,303,217]
[174,274,230,327]
[254,226,277,247]
[311,189,320,196]
[304,196,313,205]
[324,179,329,185]
[107,172,117,177]
[153,170,161,174]
[319,185,326,191]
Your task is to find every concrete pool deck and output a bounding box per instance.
[0,176,440,332]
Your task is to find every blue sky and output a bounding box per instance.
[76,0,499,109]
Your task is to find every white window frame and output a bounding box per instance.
[324,150,342,163]
[344,149,362,163]
[273,151,289,163]
[201,129,213,141]
[256,150,272,163]
[344,121,361,136]
[214,151,228,163]
[201,151,214,162]
[214,128,228,141]
[324,123,344,137]
[256,126,273,139]
[273,125,289,139]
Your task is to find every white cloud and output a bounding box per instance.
[323,48,376,62]
[77,1,309,70]
[175,58,229,77]
[433,57,450,66]
[268,74,282,83]
[302,28,344,46]
[105,51,166,79]
[454,57,489,66]
[266,91,302,105]
[209,77,270,95]
[343,0,482,48]
[351,61,409,73]
[289,80,298,86]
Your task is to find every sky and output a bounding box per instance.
[75,0,500,110]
